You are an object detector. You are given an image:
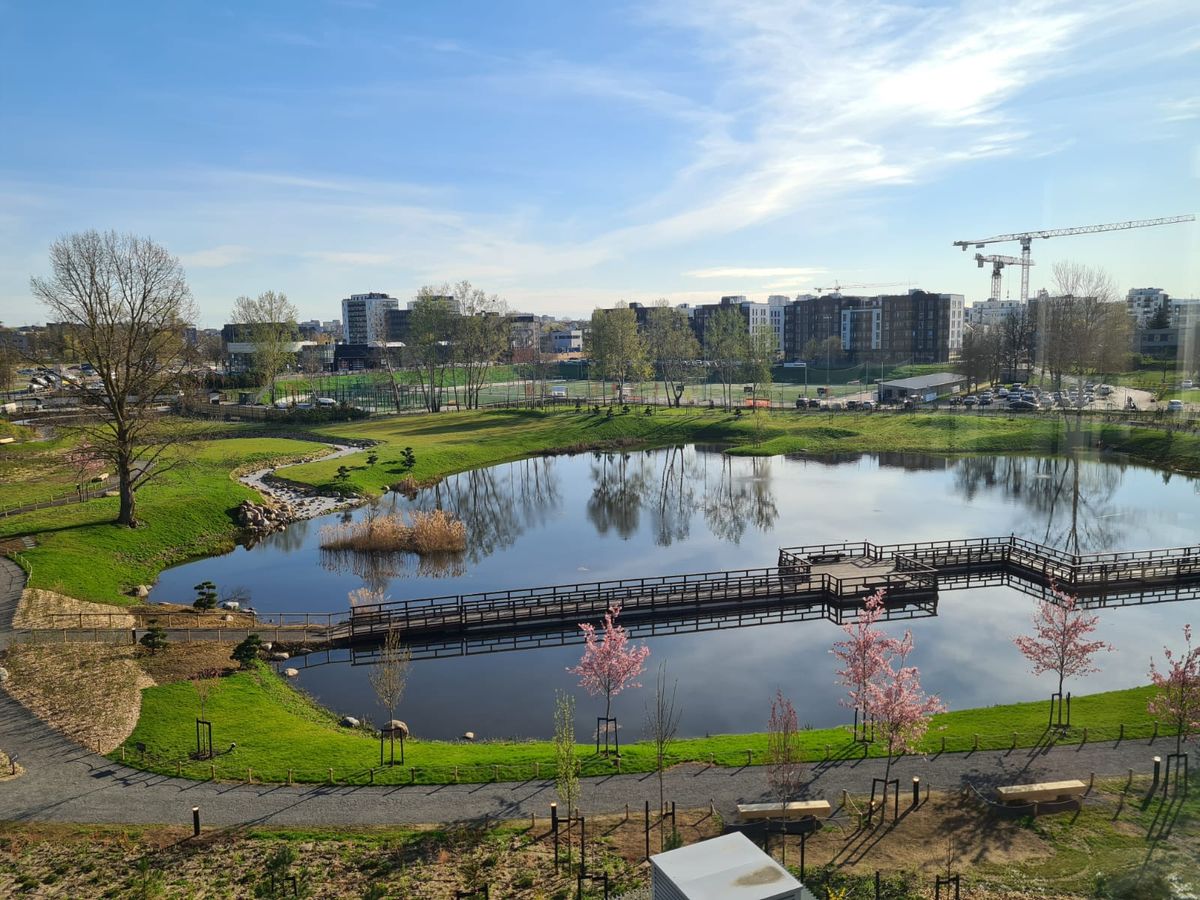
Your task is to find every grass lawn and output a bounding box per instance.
[116,666,1174,786]
[276,407,1200,496]
[0,436,327,603]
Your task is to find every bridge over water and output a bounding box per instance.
[338,535,1200,661]
[18,536,1200,663]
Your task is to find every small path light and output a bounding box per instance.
[192,806,200,838]
[912,776,920,807]
[1153,755,1162,782]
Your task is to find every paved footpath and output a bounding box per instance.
[0,555,1190,828]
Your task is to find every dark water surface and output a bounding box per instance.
[151,448,1200,740]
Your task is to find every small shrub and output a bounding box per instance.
[193,581,218,610]
[139,625,168,655]
[366,452,379,466]
[231,634,263,669]
[335,466,351,483]
[401,447,416,469]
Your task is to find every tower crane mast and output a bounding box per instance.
[953,214,1194,302]
[975,254,1033,302]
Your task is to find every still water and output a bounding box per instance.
[151,448,1200,740]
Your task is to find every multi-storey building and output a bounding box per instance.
[1127,288,1170,327]
[783,290,964,364]
[965,298,1025,328]
[341,292,399,344]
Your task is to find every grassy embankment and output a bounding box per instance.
[4,407,1200,604]
[115,664,1173,786]
[278,406,1200,495]
[0,436,326,604]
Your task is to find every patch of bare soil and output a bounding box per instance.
[775,790,1053,875]
[135,641,235,684]
[13,589,134,630]
[131,602,257,629]
[3,644,154,753]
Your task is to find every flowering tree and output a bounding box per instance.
[568,603,650,752]
[1014,585,1112,725]
[1148,624,1200,757]
[767,689,805,810]
[866,631,945,786]
[831,589,898,740]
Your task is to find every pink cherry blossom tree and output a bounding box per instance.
[866,631,946,787]
[1148,623,1200,757]
[831,589,898,740]
[1014,584,1112,726]
[568,603,650,753]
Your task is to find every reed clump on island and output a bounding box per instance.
[319,509,467,554]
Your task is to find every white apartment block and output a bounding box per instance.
[1127,288,1170,327]
[341,292,399,344]
[966,298,1024,328]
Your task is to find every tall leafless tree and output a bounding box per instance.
[30,230,198,526]
[646,302,700,407]
[230,290,298,404]
[451,281,508,409]
[644,662,682,851]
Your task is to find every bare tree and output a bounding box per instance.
[406,288,458,412]
[644,662,682,851]
[451,281,508,409]
[646,302,700,407]
[588,306,650,403]
[30,230,197,526]
[230,290,298,404]
[553,690,580,865]
[1037,263,1130,395]
[705,307,747,409]
[369,626,412,765]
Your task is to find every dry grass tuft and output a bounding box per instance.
[320,510,466,555]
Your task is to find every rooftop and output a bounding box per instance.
[651,832,809,900]
[877,372,965,391]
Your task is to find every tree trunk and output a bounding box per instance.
[116,443,138,527]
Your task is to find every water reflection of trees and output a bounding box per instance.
[702,454,778,545]
[952,454,1127,553]
[403,456,562,562]
[583,447,778,547]
[320,548,465,590]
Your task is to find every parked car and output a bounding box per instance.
[1182,380,1194,389]
[1008,399,1038,411]
[962,396,977,406]
[807,398,821,408]
[1168,399,1184,412]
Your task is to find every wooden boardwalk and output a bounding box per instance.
[19,536,1200,660]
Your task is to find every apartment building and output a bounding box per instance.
[341,292,399,344]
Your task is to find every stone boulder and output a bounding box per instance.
[283,668,299,678]
[382,720,409,738]
[270,651,289,661]
[462,731,475,742]
[129,585,151,599]
[0,666,9,683]
[339,716,361,728]
[261,642,273,651]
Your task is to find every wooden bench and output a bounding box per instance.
[995,779,1087,804]
[736,800,832,821]
[808,553,844,564]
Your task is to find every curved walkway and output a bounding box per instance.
[0,556,1187,828]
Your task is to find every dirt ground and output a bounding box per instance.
[0,796,1112,899]
[135,641,236,683]
[13,589,134,630]
[2,644,154,753]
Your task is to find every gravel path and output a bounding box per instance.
[237,442,363,519]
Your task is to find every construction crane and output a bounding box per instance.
[813,281,910,295]
[975,253,1033,301]
[954,215,1195,303]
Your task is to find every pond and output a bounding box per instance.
[149,447,1200,740]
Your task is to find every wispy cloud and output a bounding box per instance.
[179,244,251,268]
[685,266,825,279]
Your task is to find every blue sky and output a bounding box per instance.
[1,0,1197,326]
